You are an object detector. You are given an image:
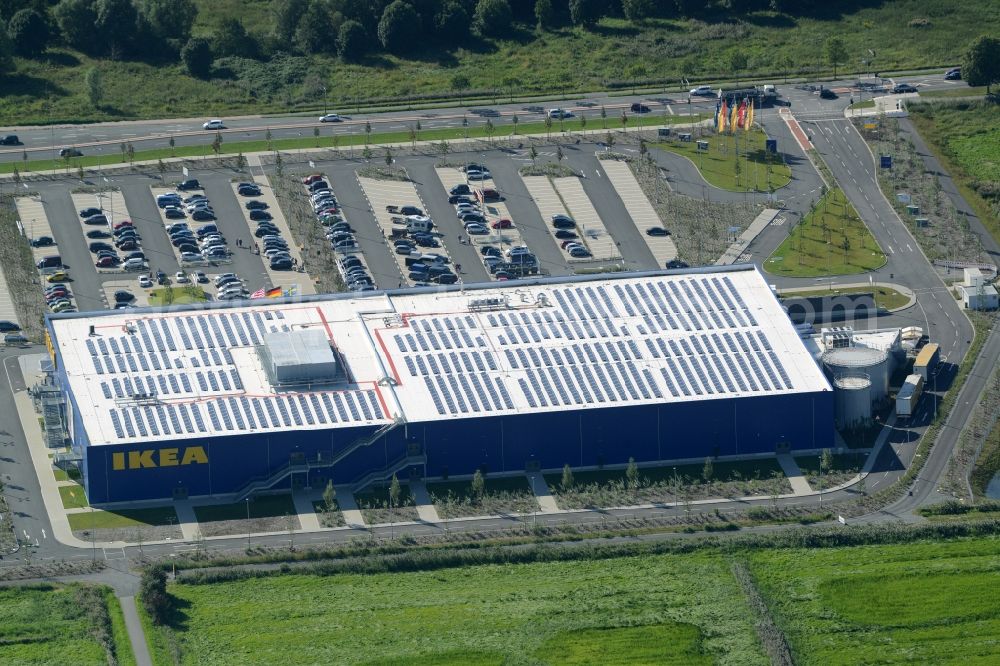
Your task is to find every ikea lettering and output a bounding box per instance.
[112,446,208,471]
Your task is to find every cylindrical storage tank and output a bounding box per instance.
[823,347,889,407]
[833,374,872,429]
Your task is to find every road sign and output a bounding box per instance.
[880,155,892,169]
[182,166,189,177]
[864,123,877,130]
[309,160,315,168]
[765,138,777,153]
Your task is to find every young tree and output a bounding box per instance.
[157,159,166,180]
[8,8,51,56]
[702,457,714,483]
[473,0,512,36]
[534,0,553,29]
[620,110,629,133]
[484,118,495,144]
[825,36,848,79]
[471,468,485,502]
[962,35,1000,94]
[168,135,175,156]
[265,128,273,151]
[529,144,537,164]
[600,105,607,129]
[86,67,103,108]
[511,114,519,135]
[544,115,552,138]
[181,36,212,78]
[625,456,639,488]
[389,473,401,510]
[323,479,336,511]
[364,120,372,144]
[556,144,564,163]
[579,114,587,133]
[561,463,574,489]
[820,448,833,475]
[337,19,367,60]
[451,73,470,103]
[211,132,222,157]
[384,146,393,166]
[605,132,615,151]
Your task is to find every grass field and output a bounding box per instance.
[194,494,295,523]
[2,1,996,125]
[656,129,792,192]
[148,286,208,306]
[908,101,1000,247]
[0,584,131,665]
[749,536,1000,663]
[59,483,88,509]
[68,506,179,531]
[765,187,885,276]
[151,553,765,665]
[919,86,992,99]
[778,284,911,310]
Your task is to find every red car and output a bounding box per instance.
[491,218,513,229]
[302,174,323,185]
[95,256,120,268]
[113,220,134,230]
[478,188,500,201]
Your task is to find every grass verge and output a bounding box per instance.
[765,187,886,276]
[59,483,88,509]
[68,506,179,531]
[194,494,296,523]
[655,128,791,192]
[778,284,911,310]
[148,285,207,306]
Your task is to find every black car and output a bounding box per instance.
[892,83,918,94]
[249,210,272,221]
[0,320,21,332]
[0,135,19,146]
[89,242,113,253]
[30,236,55,247]
[480,246,502,258]
[83,214,109,225]
[165,208,186,219]
[819,88,837,99]
[115,240,138,251]
[646,227,670,236]
[552,214,576,229]
[270,257,293,270]
[59,147,83,158]
[113,290,135,303]
[176,179,201,191]
[255,227,280,238]
[191,209,216,221]
[666,259,689,269]
[245,200,268,210]
[630,102,651,113]
[86,229,111,239]
[449,183,471,196]
[177,243,200,255]
[237,184,261,196]
[554,229,577,240]
[79,207,102,218]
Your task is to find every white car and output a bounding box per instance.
[547,108,573,119]
[175,271,190,284]
[689,85,713,96]
[203,119,225,130]
[138,274,152,288]
[318,113,342,123]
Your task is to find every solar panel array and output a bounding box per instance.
[85,309,387,442]
[389,276,795,416]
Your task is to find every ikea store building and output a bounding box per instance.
[45,266,833,505]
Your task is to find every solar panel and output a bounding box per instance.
[424,377,446,414]
[109,410,125,438]
[345,393,361,420]
[517,378,538,408]
[242,397,259,428]
[331,393,349,420]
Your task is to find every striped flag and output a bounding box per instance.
[737,99,748,130]
[714,98,721,131]
[718,99,728,133]
[266,287,283,298]
[250,287,265,299]
[746,99,754,131]
[729,102,738,133]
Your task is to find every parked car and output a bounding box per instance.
[554,229,577,240]
[89,242,113,254]
[466,223,489,235]
[479,188,500,201]
[569,246,592,258]
[37,255,62,269]
[46,271,68,283]
[270,257,293,270]
[191,209,216,221]
[302,174,324,185]
[95,256,120,268]
[819,87,838,99]
[175,271,190,284]
[86,229,111,239]
[237,183,261,196]
[491,218,514,229]
[0,320,22,332]
[30,236,55,247]
[138,275,153,288]
[203,119,225,130]
[945,67,961,80]
[666,259,690,269]
[552,214,576,229]
[449,183,471,195]
[179,252,203,262]
[249,209,273,221]
[83,214,109,226]
[79,207,102,218]
[113,290,135,303]
[245,200,268,210]
[164,207,186,219]
[892,82,918,94]
[176,179,201,191]
[646,227,670,236]
[121,258,147,271]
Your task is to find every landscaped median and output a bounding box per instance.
[778,284,913,311]
[655,127,792,192]
[765,187,886,277]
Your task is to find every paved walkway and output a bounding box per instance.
[778,108,812,153]
[119,596,153,666]
[776,454,812,496]
[716,208,781,265]
[335,487,366,527]
[292,489,321,531]
[527,473,560,513]
[173,500,200,540]
[408,480,441,523]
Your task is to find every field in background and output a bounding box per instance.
[1,1,995,125]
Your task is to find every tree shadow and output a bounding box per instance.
[588,23,640,38]
[0,73,67,98]
[742,14,797,29]
[35,50,82,67]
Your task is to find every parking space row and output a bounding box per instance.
[301,173,375,293]
[244,176,315,296]
[16,195,76,316]
[521,176,594,263]
[358,176,457,286]
[551,177,621,261]
[600,159,678,266]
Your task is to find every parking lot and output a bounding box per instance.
[600,159,678,265]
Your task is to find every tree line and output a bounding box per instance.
[0,0,917,78]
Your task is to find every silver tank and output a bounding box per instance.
[833,374,872,429]
[823,347,889,406]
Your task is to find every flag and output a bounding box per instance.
[714,98,721,131]
[736,100,746,130]
[718,99,728,133]
[266,287,283,298]
[729,101,738,133]
[250,287,265,299]
[746,99,754,132]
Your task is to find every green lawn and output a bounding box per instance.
[656,128,792,192]
[0,584,133,665]
[59,483,88,509]
[68,506,179,531]
[778,284,911,310]
[194,494,296,523]
[765,187,886,277]
[2,1,995,125]
[53,466,81,482]
[908,101,1000,247]
[148,286,208,306]
[749,537,1000,664]
[848,100,876,110]
[919,86,992,99]
[151,553,765,665]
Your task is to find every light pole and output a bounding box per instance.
[245,498,251,551]
[322,86,328,116]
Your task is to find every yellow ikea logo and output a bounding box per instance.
[112,446,208,471]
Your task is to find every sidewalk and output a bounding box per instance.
[527,474,560,513]
[777,454,812,496]
[408,480,441,523]
[335,487,366,528]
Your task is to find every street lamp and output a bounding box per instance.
[245,498,251,551]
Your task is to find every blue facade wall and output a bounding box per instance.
[82,390,832,504]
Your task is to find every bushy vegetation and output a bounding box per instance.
[428,475,539,518]
[1,1,997,123]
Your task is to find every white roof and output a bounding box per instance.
[49,267,830,446]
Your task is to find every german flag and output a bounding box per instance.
[266,287,283,298]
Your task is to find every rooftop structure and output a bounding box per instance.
[48,267,830,449]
